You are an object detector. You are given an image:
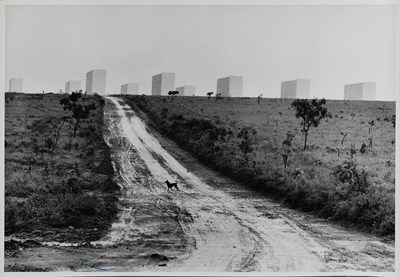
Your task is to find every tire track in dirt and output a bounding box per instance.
[105,97,329,272]
[105,97,258,271]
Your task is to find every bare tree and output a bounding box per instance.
[340,131,347,145]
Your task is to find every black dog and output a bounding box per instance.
[165,180,179,191]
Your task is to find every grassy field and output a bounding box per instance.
[5,92,119,242]
[120,95,395,238]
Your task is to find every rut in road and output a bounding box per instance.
[103,96,330,272]
[102,97,261,271]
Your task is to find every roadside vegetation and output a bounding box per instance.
[120,95,395,238]
[5,92,119,242]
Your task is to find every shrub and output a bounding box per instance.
[44,137,55,152]
[360,143,367,154]
[350,144,357,158]
[75,195,99,216]
[170,114,185,121]
[332,160,358,184]
[331,160,370,193]
[101,177,120,192]
[237,127,257,164]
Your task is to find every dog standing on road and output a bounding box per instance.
[165,180,180,191]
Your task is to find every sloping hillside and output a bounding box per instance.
[120,95,395,237]
[5,92,119,243]
[4,96,394,272]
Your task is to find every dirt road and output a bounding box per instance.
[4,97,394,272]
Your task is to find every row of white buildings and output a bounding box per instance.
[65,69,107,94]
[280,79,376,101]
[65,71,244,97]
[8,71,376,100]
[7,70,243,97]
[150,73,243,97]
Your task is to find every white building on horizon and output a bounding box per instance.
[65,80,81,94]
[152,73,175,96]
[176,85,195,96]
[121,83,139,94]
[9,78,23,92]
[344,82,376,100]
[280,79,310,99]
[216,76,243,97]
[86,69,106,95]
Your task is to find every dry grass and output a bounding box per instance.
[5,93,119,242]
[120,95,395,237]
[162,97,395,181]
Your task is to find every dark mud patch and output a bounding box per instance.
[148,253,170,261]
[261,212,281,219]
[149,150,169,169]
[5,264,51,272]
[5,239,42,250]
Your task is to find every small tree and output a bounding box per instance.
[392,115,396,127]
[206,92,213,100]
[50,115,69,151]
[215,93,223,101]
[368,120,375,134]
[291,98,331,150]
[60,91,97,137]
[257,94,263,104]
[168,90,179,99]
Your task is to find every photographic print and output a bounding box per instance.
[2,0,397,274]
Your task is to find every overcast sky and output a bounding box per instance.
[5,4,397,100]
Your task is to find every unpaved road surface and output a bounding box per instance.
[4,97,395,272]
